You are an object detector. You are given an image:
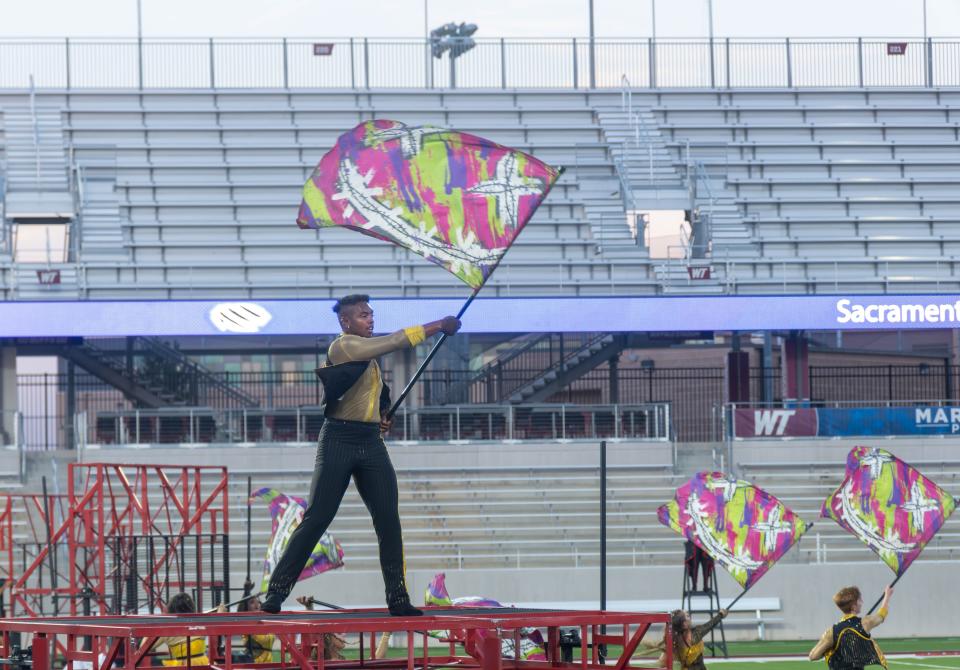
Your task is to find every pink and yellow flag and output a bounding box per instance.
[658,472,809,589]
[821,447,958,576]
[297,120,561,289]
[251,488,344,591]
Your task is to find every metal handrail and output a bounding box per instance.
[28,75,40,185]
[83,402,673,446]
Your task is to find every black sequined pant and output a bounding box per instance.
[265,418,410,608]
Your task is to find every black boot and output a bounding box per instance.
[387,588,422,617]
[388,598,423,617]
[261,593,282,614]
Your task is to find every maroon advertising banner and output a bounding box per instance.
[733,408,819,438]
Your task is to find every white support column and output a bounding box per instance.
[0,347,17,444]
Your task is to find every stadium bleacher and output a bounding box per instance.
[4,87,960,298]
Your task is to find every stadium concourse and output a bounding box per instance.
[0,36,958,657]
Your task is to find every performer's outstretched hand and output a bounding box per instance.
[296,595,315,611]
[441,316,461,336]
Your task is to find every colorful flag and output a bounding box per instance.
[297,120,561,289]
[657,472,809,589]
[424,573,546,661]
[251,488,344,591]
[821,447,958,575]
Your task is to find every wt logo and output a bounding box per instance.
[687,266,712,280]
[753,410,796,436]
[36,270,61,285]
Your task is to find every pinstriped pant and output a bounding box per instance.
[265,417,409,607]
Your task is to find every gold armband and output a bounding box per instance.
[877,606,888,620]
[403,325,427,347]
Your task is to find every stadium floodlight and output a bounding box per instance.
[429,22,477,60]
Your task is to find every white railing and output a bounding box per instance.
[79,403,671,448]
[0,37,956,90]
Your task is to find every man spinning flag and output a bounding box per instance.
[813,447,958,670]
[261,121,560,616]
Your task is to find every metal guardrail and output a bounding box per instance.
[80,403,671,447]
[1,37,959,90]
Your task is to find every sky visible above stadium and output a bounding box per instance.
[2,0,959,39]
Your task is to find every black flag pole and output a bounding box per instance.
[385,291,478,420]
[385,166,566,421]
[866,573,901,615]
[245,476,253,583]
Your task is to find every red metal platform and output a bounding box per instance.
[0,606,671,670]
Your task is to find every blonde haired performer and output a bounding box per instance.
[809,586,892,670]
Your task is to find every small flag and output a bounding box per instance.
[297,120,561,289]
[251,488,344,591]
[821,447,957,575]
[424,573,546,660]
[658,472,809,589]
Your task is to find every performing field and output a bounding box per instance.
[344,637,960,666]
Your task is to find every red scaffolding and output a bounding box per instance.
[0,493,71,617]
[5,463,229,618]
[0,607,672,670]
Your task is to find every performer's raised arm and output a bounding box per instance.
[862,586,893,632]
[329,295,460,363]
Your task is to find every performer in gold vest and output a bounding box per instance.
[809,586,892,670]
[262,295,460,616]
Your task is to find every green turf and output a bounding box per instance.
[338,638,960,662]
[722,638,960,656]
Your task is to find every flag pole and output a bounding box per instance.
[245,476,252,584]
[724,584,753,611]
[385,289,478,420]
[866,573,901,615]
[385,165,566,421]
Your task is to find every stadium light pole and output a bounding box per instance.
[588,0,595,88]
[136,0,144,90]
[651,0,656,42]
[923,0,928,41]
[707,0,714,41]
[424,0,431,87]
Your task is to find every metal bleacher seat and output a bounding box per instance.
[9,87,953,297]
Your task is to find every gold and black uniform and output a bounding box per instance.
[825,615,887,670]
[263,327,425,614]
[159,638,209,667]
[671,613,726,670]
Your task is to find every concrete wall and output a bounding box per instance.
[74,438,674,472]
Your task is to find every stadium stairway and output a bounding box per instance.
[508,333,624,403]
[77,167,126,261]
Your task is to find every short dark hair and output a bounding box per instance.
[166,592,196,614]
[333,294,370,315]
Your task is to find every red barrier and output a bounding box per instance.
[0,607,672,670]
